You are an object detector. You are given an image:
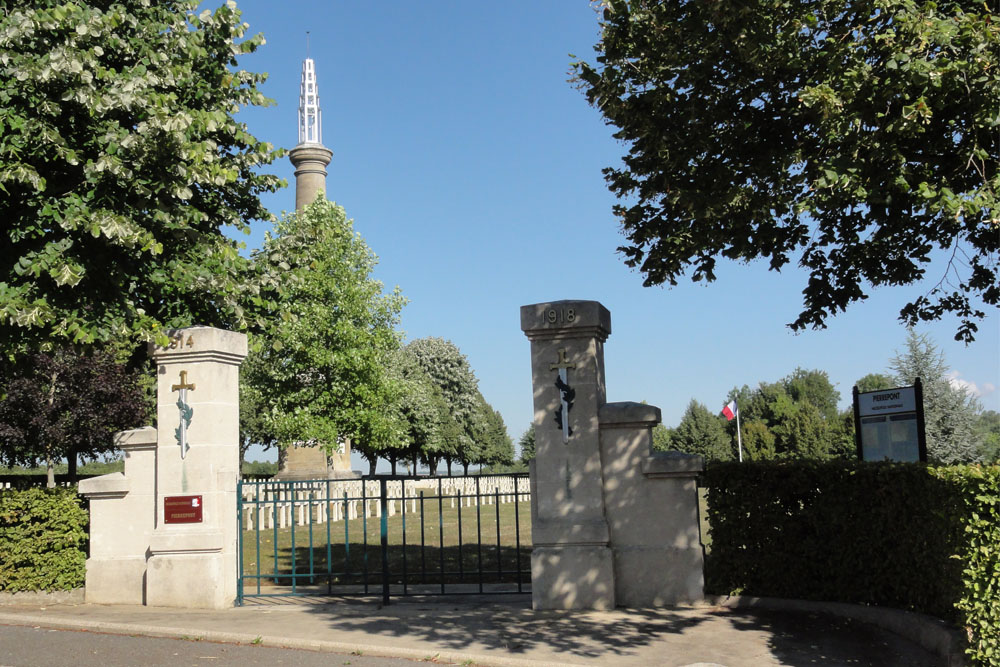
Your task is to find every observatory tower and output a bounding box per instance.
[288,58,333,210]
[276,57,356,481]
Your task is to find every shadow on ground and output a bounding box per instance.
[290,596,941,665]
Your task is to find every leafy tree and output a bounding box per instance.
[240,199,405,468]
[783,369,840,422]
[573,0,998,342]
[740,420,777,461]
[651,423,672,452]
[241,460,277,476]
[725,368,851,460]
[404,337,484,474]
[384,346,459,476]
[889,329,982,463]
[0,346,147,486]
[974,410,1000,463]
[474,401,514,469]
[771,402,832,460]
[671,399,732,462]
[855,373,896,393]
[518,424,536,463]
[0,1,282,349]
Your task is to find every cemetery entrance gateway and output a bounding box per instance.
[236,474,531,605]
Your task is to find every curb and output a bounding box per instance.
[0,589,84,607]
[0,610,571,667]
[704,595,965,667]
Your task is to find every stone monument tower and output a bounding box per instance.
[275,55,355,480]
[288,57,332,210]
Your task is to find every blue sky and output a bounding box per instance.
[227,1,999,463]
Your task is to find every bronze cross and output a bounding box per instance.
[549,348,576,371]
[171,370,196,392]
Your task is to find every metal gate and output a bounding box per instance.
[236,474,531,605]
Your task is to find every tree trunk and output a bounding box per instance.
[67,446,78,482]
[46,369,58,488]
[463,461,470,476]
[411,454,418,476]
[446,458,453,476]
[390,455,397,476]
[368,458,377,476]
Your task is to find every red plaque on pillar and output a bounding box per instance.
[164,495,203,524]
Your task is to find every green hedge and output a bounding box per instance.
[702,461,999,666]
[0,488,88,592]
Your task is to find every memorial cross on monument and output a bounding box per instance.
[550,348,576,443]
[523,299,705,611]
[171,370,195,459]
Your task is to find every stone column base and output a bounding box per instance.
[612,546,704,607]
[85,557,146,605]
[145,529,232,609]
[531,545,616,610]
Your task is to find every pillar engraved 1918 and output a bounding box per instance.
[171,370,195,459]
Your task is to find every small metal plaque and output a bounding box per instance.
[164,495,203,524]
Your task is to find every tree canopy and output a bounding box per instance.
[239,199,405,465]
[404,337,511,474]
[0,0,281,349]
[573,0,998,342]
[889,329,982,463]
[0,345,148,485]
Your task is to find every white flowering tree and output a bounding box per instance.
[0,1,282,349]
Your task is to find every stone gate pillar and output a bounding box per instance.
[521,301,615,609]
[145,327,247,609]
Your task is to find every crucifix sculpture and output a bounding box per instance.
[171,370,195,459]
[550,348,576,443]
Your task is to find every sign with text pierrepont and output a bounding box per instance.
[164,495,203,524]
[853,380,927,463]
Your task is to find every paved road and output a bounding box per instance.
[0,625,425,667]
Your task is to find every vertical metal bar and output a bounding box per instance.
[476,476,483,593]
[343,490,351,572]
[419,491,426,585]
[380,478,390,605]
[308,485,315,585]
[272,484,278,585]
[236,478,244,606]
[437,481,444,594]
[362,480,369,594]
[290,482,297,594]
[401,482,408,595]
[326,481,332,594]
[514,476,523,593]
[254,483,262,596]
[457,490,464,581]
[495,486,502,583]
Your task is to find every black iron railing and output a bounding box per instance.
[236,474,531,605]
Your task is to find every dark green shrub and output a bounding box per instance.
[937,465,999,666]
[0,488,87,592]
[702,461,999,666]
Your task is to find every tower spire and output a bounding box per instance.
[289,48,333,211]
[297,55,322,145]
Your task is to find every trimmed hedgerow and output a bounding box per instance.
[702,461,999,666]
[0,487,87,592]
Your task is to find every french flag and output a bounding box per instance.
[722,399,738,421]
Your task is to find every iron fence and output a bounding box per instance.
[236,473,531,605]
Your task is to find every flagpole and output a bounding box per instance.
[735,405,743,462]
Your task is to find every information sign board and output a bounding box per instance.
[164,495,203,524]
[853,380,926,463]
